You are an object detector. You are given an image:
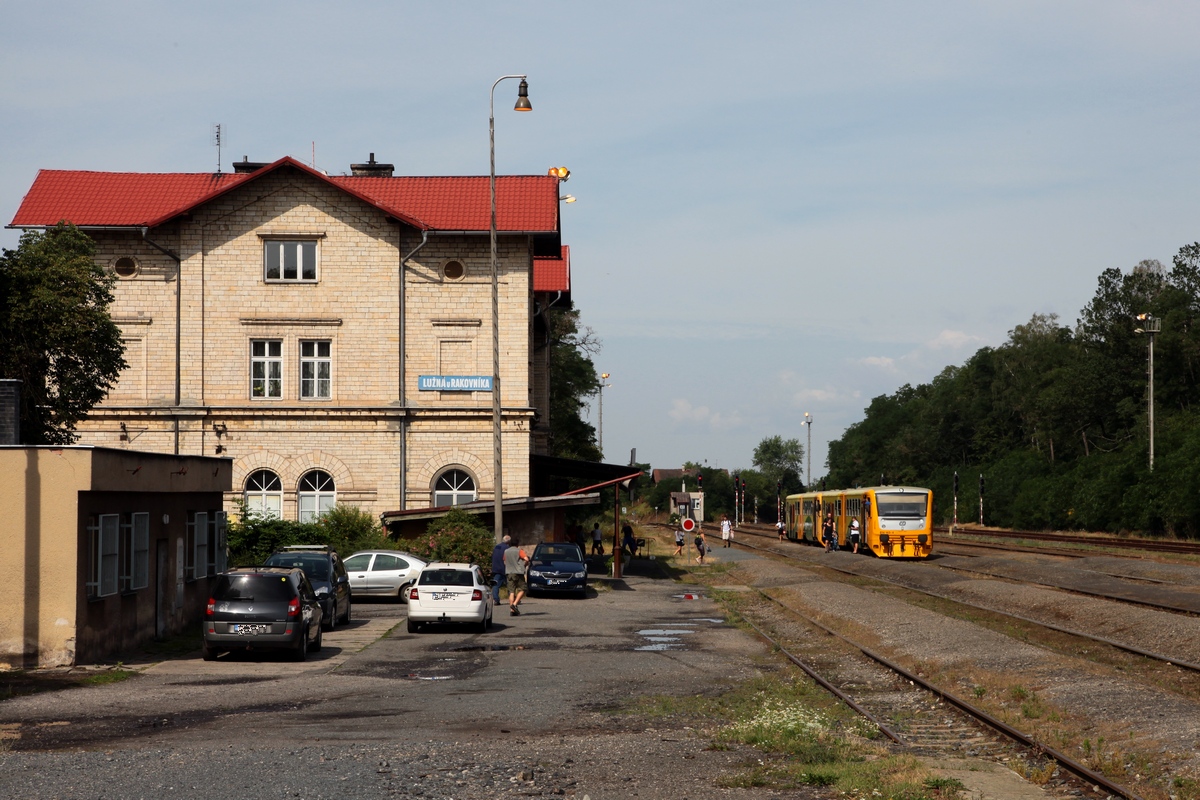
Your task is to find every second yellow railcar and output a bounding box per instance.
[784,486,933,558]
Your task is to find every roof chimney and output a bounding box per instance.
[0,380,21,445]
[350,152,394,178]
[233,156,270,174]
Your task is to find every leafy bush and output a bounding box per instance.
[227,504,390,566]
[404,507,493,568]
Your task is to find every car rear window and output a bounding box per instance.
[212,574,295,602]
[418,569,475,587]
[264,553,331,581]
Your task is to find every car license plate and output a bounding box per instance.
[234,624,267,635]
[548,579,564,585]
[431,592,458,601]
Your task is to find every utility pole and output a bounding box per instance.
[1135,314,1160,471]
[802,412,812,489]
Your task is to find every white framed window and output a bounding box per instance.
[120,512,150,591]
[244,469,283,518]
[433,469,476,507]
[298,470,336,522]
[300,340,331,399]
[251,340,283,398]
[187,512,208,580]
[97,514,120,597]
[264,240,318,282]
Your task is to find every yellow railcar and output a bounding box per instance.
[784,486,933,558]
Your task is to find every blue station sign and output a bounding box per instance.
[418,375,493,392]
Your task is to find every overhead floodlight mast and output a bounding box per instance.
[490,74,531,545]
[1135,313,1161,471]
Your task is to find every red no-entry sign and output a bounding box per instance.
[681,518,696,532]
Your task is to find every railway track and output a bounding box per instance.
[731,586,1145,799]
[936,526,1200,556]
[721,524,1200,672]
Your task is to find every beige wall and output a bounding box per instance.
[0,448,231,667]
[0,449,86,667]
[76,165,539,519]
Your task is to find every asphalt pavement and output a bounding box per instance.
[0,569,778,800]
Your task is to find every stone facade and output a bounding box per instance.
[70,164,548,520]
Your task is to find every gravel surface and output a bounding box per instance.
[0,574,827,800]
[727,554,1200,782]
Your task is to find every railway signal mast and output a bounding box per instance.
[978,473,985,526]
[952,472,959,536]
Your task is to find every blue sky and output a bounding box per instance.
[4,2,1200,479]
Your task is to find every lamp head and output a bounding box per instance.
[514,79,532,112]
[560,194,576,203]
[548,166,570,181]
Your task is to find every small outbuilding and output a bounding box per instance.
[0,446,231,667]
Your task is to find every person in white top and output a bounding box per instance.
[849,518,861,554]
[720,515,733,548]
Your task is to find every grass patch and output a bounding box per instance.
[80,669,137,687]
[630,667,953,798]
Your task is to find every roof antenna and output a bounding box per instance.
[212,123,223,174]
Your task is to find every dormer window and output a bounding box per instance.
[264,240,318,282]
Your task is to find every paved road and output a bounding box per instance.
[0,574,776,800]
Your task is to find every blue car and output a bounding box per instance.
[526,543,588,597]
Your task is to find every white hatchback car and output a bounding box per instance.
[344,550,427,601]
[406,562,493,633]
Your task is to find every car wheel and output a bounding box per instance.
[485,610,493,630]
[341,597,352,625]
[201,641,219,661]
[407,617,420,633]
[476,617,487,634]
[312,624,323,653]
[292,627,309,662]
[323,601,336,632]
[397,583,411,604]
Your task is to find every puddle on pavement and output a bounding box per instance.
[673,593,704,600]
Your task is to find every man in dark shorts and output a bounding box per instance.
[503,537,528,615]
[490,534,510,604]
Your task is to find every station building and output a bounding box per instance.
[8,155,576,526]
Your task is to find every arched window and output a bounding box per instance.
[298,470,336,522]
[244,470,283,518]
[433,469,476,507]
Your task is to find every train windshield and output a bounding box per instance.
[875,492,928,518]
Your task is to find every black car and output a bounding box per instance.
[263,545,352,630]
[202,567,323,661]
[526,542,588,597]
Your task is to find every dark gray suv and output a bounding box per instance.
[263,545,352,630]
[202,567,323,661]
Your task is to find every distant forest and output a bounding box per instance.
[825,242,1200,538]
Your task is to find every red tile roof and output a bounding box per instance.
[533,245,571,292]
[9,156,561,233]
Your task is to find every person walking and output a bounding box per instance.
[694,529,708,564]
[776,518,786,541]
[503,536,529,615]
[489,534,510,605]
[720,514,733,548]
[673,526,686,556]
[822,512,836,552]
[849,518,861,554]
[590,522,603,555]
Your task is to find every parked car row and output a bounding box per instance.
[203,541,589,659]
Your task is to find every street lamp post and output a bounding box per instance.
[597,373,611,457]
[489,74,532,544]
[1135,313,1161,471]
[801,412,812,489]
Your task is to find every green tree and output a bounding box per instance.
[751,435,804,492]
[406,507,494,569]
[0,223,126,443]
[546,309,602,462]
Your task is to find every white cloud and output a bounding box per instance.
[925,330,985,351]
[667,399,744,432]
[859,355,898,371]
